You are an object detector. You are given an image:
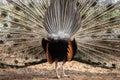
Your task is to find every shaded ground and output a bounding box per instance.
[0,61,120,80]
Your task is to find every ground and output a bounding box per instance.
[0,61,120,80]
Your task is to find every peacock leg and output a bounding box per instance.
[62,61,69,77]
[55,60,61,78]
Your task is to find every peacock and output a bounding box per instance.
[0,0,120,78]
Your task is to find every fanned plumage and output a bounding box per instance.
[44,0,81,39]
[0,0,120,71]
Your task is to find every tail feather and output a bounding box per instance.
[44,0,81,37]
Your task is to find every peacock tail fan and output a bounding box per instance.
[0,0,120,69]
[0,0,49,68]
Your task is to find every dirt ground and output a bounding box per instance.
[0,61,120,80]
